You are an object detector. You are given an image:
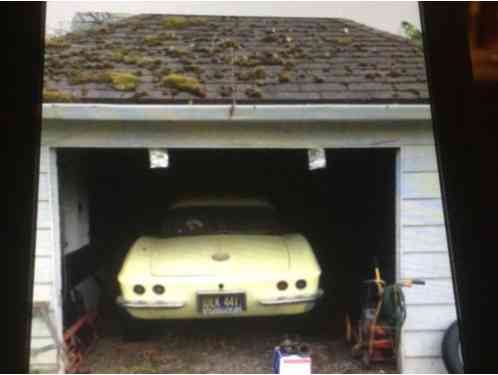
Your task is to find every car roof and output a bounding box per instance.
[169,196,275,210]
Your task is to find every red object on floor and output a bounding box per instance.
[64,311,98,373]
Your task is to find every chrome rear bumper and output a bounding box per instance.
[116,296,186,309]
[258,289,324,306]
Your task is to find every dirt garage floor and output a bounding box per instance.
[82,307,397,374]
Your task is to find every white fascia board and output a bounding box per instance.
[42,103,431,122]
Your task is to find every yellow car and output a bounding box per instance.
[117,197,323,322]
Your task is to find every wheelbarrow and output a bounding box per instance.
[345,260,425,367]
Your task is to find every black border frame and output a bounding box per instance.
[6,3,498,372]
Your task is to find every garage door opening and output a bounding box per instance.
[57,147,397,373]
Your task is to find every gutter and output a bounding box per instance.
[43,103,431,122]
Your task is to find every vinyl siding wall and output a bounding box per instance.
[30,146,60,372]
[399,145,457,373]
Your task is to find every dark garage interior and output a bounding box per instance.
[59,147,397,373]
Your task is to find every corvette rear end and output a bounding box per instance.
[117,233,323,319]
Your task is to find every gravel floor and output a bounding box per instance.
[81,312,397,373]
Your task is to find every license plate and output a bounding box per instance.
[198,293,246,315]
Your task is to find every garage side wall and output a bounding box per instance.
[400,145,457,373]
[30,146,60,372]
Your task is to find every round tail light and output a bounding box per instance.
[296,279,307,289]
[153,285,165,295]
[133,285,145,295]
[277,281,288,291]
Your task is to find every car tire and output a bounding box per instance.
[442,321,464,373]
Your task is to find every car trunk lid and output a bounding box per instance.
[148,234,290,276]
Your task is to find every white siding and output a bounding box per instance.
[30,146,59,371]
[402,145,438,172]
[403,357,447,373]
[401,253,452,279]
[35,229,53,256]
[402,172,441,199]
[30,337,59,370]
[401,200,445,226]
[404,279,455,305]
[402,226,448,253]
[404,305,457,331]
[404,331,446,357]
[36,201,52,229]
[399,145,457,373]
[33,283,52,302]
[39,146,50,173]
[38,173,50,201]
[34,256,53,284]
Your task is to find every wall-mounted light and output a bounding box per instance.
[308,148,326,170]
[149,148,169,169]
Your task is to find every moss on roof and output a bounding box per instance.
[43,13,428,103]
[45,37,70,49]
[160,73,206,97]
[108,71,140,91]
[43,89,73,102]
[161,16,207,29]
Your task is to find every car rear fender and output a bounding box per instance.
[283,234,321,277]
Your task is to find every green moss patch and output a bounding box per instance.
[68,70,105,85]
[238,67,266,81]
[110,49,130,63]
[278,70,290,83]
[143,35,163,46]
[160,73,206,97]
[233,55,259,67]
[43,89,73,102]
[166,46,190,58]
[107,71,140,91]
[158,31,177,40]
[161,16,207,29]
[46,37,70,49]
[335,36,353,45]
[68,70,139,91]
[218,38,241,50]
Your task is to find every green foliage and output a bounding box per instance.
[161,16,207,29]
[401,21,422,45]
[143,35,162,46]
[278,70,290,83]
[335,36,353,45]
[160,73,206,97]
[43,89,73,102]
[45,37,70,49]
[67,70,139,91]
[108,71,140,91]
[238,67,266,81]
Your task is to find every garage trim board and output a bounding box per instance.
[43,103,431,123]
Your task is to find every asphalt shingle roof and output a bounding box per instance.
[43,14,429,104]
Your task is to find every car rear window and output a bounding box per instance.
[158,206,288,237]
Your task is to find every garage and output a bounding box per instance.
[54,146,397,373]
[30,13,456,373]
